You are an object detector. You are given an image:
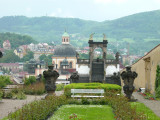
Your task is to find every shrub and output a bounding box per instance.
[24,76,36,85]
[16,91,26,100]
[56,84,65,91]
[4,91,14,99]
[81,97,90,105]
[23,82,46,95]
[155,65,160,88]
[156,87,160,98]
[0,90,3,100]
[105,91,146,120]
[0,75,13,88]
[7,95,67,120]
[67,98,81,105]
[64,83,121,97]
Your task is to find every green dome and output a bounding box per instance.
[62,32,69,37]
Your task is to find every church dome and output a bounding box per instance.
[62,32,69,37]
[53,44,76,57]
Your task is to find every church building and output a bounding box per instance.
[52,31,77,74]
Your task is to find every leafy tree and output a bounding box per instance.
[39,54,53,65]
[21,51,34,62]
[155,65,160,98]
[107,54,114,59]
[0,75,12,88]
[79,53,89,59]
[0,32,36,49]
[0,50,20,63]
[155,65,160,90]
[24,76,36,85]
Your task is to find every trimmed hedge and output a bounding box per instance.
[7,95,67,120]
[64,83,121,97]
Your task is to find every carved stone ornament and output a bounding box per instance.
[70,71,79,83]
[121,66,138,100]
[43,65,59,93]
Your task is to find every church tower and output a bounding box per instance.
[62,31,70,44]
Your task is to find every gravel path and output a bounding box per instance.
[132,92,160,117]
[0,91,64,119]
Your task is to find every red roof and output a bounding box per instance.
[0,63,19,67]
[4,40,10,43]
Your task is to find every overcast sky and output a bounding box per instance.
[0,0,160,21]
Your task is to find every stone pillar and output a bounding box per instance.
[89,47,93,83]
[103,48,106,83]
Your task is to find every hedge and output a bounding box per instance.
[64,83,121,97]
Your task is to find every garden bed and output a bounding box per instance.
[2,91,160,120]
[131,102,160,120]
[64,83,121,97]
[49,105,115,120]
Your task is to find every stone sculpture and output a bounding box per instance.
[121,66,138,100]
[0,51,3,58]
[103,33,107,40]
[70,71,79,83]
[115,52,120,61]
[43,65,59,96]
[89,33,95,40]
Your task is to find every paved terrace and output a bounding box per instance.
[133,92,160,117]
[0,91,63,119]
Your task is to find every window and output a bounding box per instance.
[69,62,72,68]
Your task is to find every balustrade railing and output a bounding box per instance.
[77,59,90,64]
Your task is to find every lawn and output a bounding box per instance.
[131,102,160,120]
[49,105,115,120]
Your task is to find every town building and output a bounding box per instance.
[0,63,20,74]
[3,40,11,50]
[131,44,160,94]
[14,45,28,58]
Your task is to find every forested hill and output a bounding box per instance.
[0,33,36,49]
[0,10,160,54]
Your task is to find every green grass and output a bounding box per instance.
[131,102,160,120]
[64,83,121,90]
[49,105,115,120]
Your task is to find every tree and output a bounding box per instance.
[21,51,34,62]
[24,76,36,85]
[155,65,160,90]
[0,75,12,88]
[107,54,114,59]
[39,54,53,65]
[79,53,89,59]
[0,50,20,63]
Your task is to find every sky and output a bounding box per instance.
[0,0,160,21]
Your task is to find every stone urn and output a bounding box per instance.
[43,65,59,96]
[70,71,79,83]
[121,66,138,100]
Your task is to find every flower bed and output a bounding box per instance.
[3,91,160,120]
[138,91,156,100]
[23,82,46,95]
[6,95,67,120]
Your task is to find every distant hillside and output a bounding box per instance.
[0,10,160,55]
